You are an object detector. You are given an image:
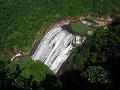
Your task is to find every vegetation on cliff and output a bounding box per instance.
[0,0,120,59]
[0,0,120,90]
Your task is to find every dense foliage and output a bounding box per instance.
[62,20,120,89]
[0,57,53,90]
[81,66,110,84]
[0,20,120,90]
[0,0,120,90]
[8,57,53,82]
[0,0,120,59]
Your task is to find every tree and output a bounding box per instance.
[81,66,111,84]
[0,56,53,90]
[41,74,62,90]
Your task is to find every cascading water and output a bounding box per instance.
[32,26,85,73]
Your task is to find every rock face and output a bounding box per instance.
[32,26,85,73]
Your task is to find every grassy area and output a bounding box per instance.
[69,22,96,35]
[9,56,53,81]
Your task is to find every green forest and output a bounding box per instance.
[0,0,120,90]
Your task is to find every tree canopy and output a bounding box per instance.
[0,0,120,59]
[0,0,120,90]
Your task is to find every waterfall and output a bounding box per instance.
[32,26,85,73]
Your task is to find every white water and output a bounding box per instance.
[32,26,85,73]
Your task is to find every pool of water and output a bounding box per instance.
[69,21,96,35]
